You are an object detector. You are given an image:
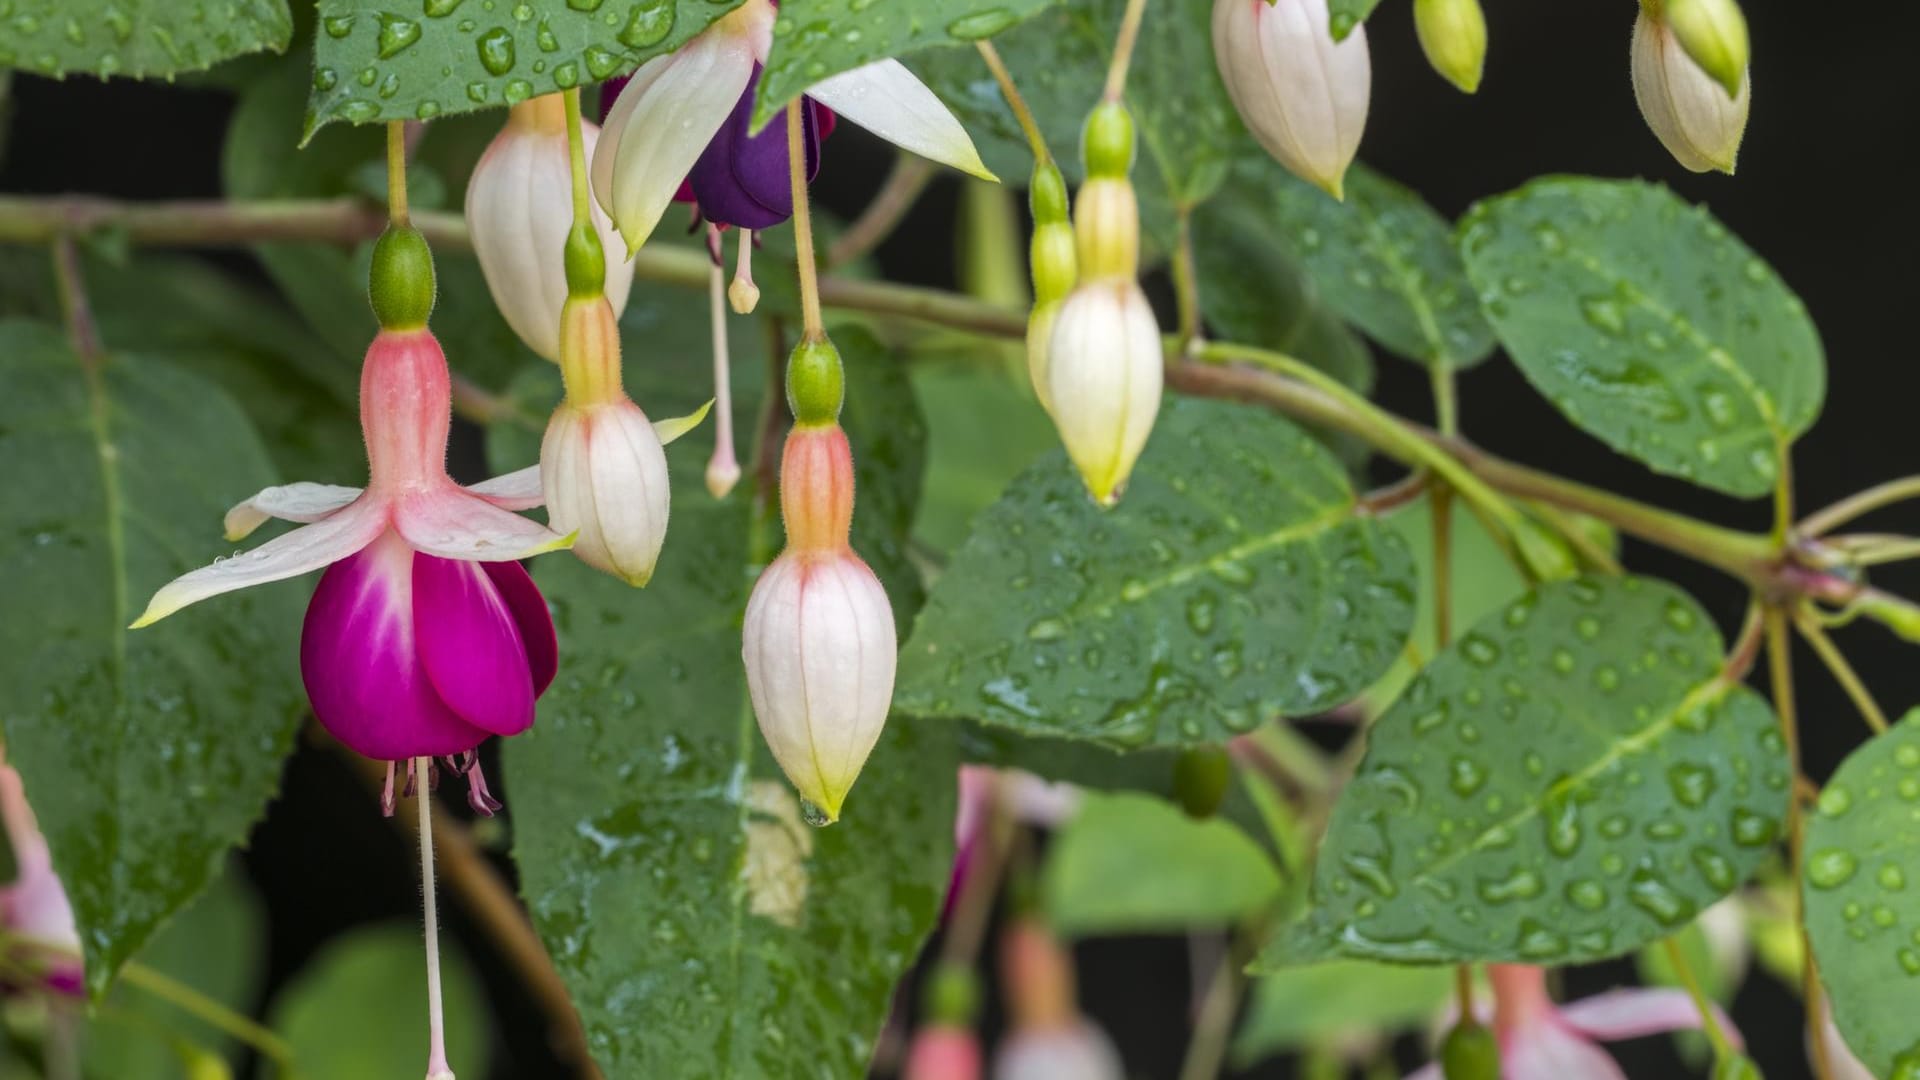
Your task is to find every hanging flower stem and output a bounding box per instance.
[1103,0,1151,101]
[563,88,592,230]
[786,100,825,342]
[1659,937,1736,1061]
[1793,609,1890,733]
[417,757,455,1080]
[976,40,1053,165]
[387,121,410,227]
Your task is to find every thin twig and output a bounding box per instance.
[50,236,104,369]
[1765,609,1834,1080]
[826,154,936,268]
[1102,0,1151,101]
[1176,932,1245,1080]
[1793,611,1890,733]
[976,40,1052,164]
[121,962,298,1075]
[1800,475,1920,537]
[1660,938,1735,1061]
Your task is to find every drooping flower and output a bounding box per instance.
[1044,102,1162,507]
[1406,964,1741,1080]
[130,228,570,811]
[591,0,994,257]
[1631,4,1750,174]
[0,757,82,997]
[741,338,896,823]
[466,94,634,361]
[992,916,1123,1080]
[1212,0,1372,199]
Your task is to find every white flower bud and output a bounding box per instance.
[992,1024,1123,1080]
[466,97,634,361]
[1212,0,1371,199]
[540,398,670,586]
[1631,8,1750,175]
[1045,280,1163,506]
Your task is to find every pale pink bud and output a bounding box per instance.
[467,95,634,361]
[992,1025,1123,1080]
[0,757,83,995]
[1044,279,1163,506]
[905,1024,983,1080]
[1631,7,1750,174]
[742,425,896,821]
[1212,0,1371,199]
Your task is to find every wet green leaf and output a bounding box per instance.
[1044,791,1282,934]
[1803,709,1920,1079]
[1232,960,1453,1067]
[754,0,1060,130]
[1259,163,1495,369]
[895,398,1417,749]
[1459,177,1825,498]
[0,321,306,996]
[307,0,745,133]
[497,312,956,1077]
[0,0,292,80]
[909,361,1056,552]
[269,924,487,1080]
[1269,575,1790,968]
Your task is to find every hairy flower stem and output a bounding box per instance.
[562,88,592,229]
[1103,0,1151,101]
[976,40,1052,165]
[786,101,825,343]
[387,122,410,227]
[417,758,455,1080]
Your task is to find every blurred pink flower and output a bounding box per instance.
[0,758,81,996]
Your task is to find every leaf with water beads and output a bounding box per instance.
[1803,708,1920,1080]
[0,0,293,80]
[895,398,1418,750]
[305,0,747,136]
[1264,574,1790,970]
[1458,177,1825,499]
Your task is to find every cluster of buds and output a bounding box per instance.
[742,337,898,823]
[1631,0,1751,174]
[1212,0,1371,199]
[1042,101,1163,507]
[1024,161,1076,413]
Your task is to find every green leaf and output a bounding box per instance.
[306,0,745,132]
[499,313,957,1077]
[0,321,306,995]
[84,866,266,1080]
[1459,177,1825,498]
[1231,960,1453,1068]
[269,924,488,1080]
[1803,709,1920,1079]
[0,0,292,80]
[1255,163,1495,369]
[896,398,1417,749]
[754,0,1058,130]
[910,361,1057,552]
[1043,791,1282,934]
[1269,575,1790,969]
[1328,0,1381,40]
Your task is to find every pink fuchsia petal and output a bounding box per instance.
[465,465,544,511]
[0,759,81,963]
[130,497,388,628]
[1501,1017,1629,1080]
[392,484,573,562]
[412,553,537,738]
[301,531,491,760]
[803,60,996,181]
[1559,987,1742,1050]
[1819,1015,1876,1080]
[905,1023,983,1080]
[485,560,557,697]
[224,482,364,541]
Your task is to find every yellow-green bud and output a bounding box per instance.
[1172,745,1233,819]
[1665,0,1749,99]
[927,963,980,1025]
[1414,0,1488,94]
[1030,221,1077,306]
[1030,161,1072,226]
[368,225,436,330]
[564,221,607,300]
[1071,178,1139,281]
[1439,1018,1500,1080]
[786,337,845,426]
[1510,516,1578,583]
[1081,101,1135,180]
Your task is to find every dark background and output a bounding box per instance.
[1,0,1909,1076]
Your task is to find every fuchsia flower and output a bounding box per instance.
[0,758,81,997]
[992,917,1123,1080]
[1407,964,1740,1080]
[905,1025,984,1080]
[131,231,569,812]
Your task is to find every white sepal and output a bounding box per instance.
[224,482,362,541]
[804,59,998,181]
[131,499,388,628]
[540,400,672,586]
[1212,0,1371,199]
[1631,9,1749,175]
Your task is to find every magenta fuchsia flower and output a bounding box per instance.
[1407,964,1740,1080]
[0,758,82,997]
[131,306,570,811]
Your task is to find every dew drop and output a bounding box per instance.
[618,0,676,48]
[1025,617,1067,642]
[798,798,831,827]
[1818,784,1854,818]
[1882,864,1908,892]
[1806,848,1859,890]
[583,44,623,79]
[424,0,466,14]
[377,14,422,57]
[945,7,1019,39]
[322,14,355,37]
[476,26,516,74]
[1448,757,1487,797]
[503,77,534,102]
[1666,763,1717,808]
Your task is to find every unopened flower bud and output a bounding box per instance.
[1631,7,1750,174]
[1212,0,1371,199]
[1070,179,1138,283]
[1414,0,1487,94]
[466,95,633,361]
[1045,279,1162,506]
[1439,1017,1500,1080]
[905,1024,983,1080]
[1664,0,1749,99]
[368,225,437,331]
[1172,744,1232,819]
[1026,162,1078,413]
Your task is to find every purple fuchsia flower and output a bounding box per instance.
[0,756,82,997]
[590,0,994,256]
[131,241,570,813]
[1407,963,1741,1080]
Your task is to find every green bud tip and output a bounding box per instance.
[1081,101,1135,180]
[926,964,980,1026]
[1414,0,1488,95]
[1666,0,1750,99]
[1710,1054,1763,1080]
[785,337,845,426]
[1172,744,1233,819]
[564,222,607,300]
[1439,1018,1500,1080]
[368,225,437,330]
[1029,162,1071,226]
[1029,222,1078,305]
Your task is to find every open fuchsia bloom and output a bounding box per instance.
[0,758,82,997]
[1406,964,1740,1080]
[590,0,994,256]
[130,229,569,813]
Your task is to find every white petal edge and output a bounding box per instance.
[392,485,574,562]
[131,498,387,628]
[804,60,998,182]
[224,482,364,541]
[1559,988,1741,1050]
[466,465,545,511]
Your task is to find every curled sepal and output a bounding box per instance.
[653,399,715,446]
[224,482,362,541]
